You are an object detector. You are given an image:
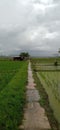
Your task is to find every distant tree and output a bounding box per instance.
[58,48,60,53]
[58,48,60,57]
[54,49,60,66]
[19,52,30,59]
[20,52,29,57]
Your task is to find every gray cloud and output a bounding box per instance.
[0,0,60,56]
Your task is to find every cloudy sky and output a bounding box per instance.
[0,0,60,56]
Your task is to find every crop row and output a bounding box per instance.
[0,61,25,92]
[37,71,60,124]
[0,61,22,72]
[39,71,60,101]
[31,57,60,64]
[35,65,60,71]
[0,72,15,92]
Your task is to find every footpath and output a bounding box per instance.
[19,62,51,130]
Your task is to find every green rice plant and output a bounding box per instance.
[39,71,60,101]
[31,57,60,129]
[0,61,28,130]
[0,61,22,72]
[0,61,26,92]
[0,72,15,91]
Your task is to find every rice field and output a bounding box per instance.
[0,60,28,130]
[31,57,60,125]
[38,71,60,100]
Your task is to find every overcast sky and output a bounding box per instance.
[0,0,60,55]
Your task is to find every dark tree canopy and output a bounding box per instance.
[58,48,60,53]
[20,52,30,58]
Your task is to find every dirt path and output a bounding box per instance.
[19,62,51,130]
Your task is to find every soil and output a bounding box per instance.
[19,62,51,130]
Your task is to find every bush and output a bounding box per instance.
[54,61,58,66]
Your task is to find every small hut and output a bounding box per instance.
[13,52,30,61]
